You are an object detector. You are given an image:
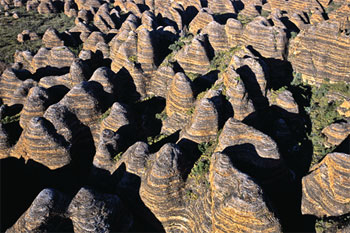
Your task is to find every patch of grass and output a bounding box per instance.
[185,72,201,81]
[147,133,168,145]
[113,151,123,162]
[270,86,288,103]
[237,14,253,27]
[261,10,270,18]
[305,82,350,166]
[325,1,342,14]
[210,46,241,72]
[0,6,75,64]
[290,31,298,39]
[99,107,111,122]
[128,55,138,63]
[186,106,195,115]
[1,113,20,124]
[315,214,350,233]
[155,110,167,121]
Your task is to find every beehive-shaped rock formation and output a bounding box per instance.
[302,152,350,217]
[15,117,71,169]
[67,187,128,233]
[9,79,37,106]
[19,86,51,129]
[322,122,350,148]
[289,21,350,84]
[269,89,299,114]
[42,28,64,48]
[242,16,287,60]
[89,67,116,95]
[207,0,235,15]
[148,65,175,98]
[225,18,243,47]
[100,102,130,133]
[6,188,69,233]
[202,21,230,53]
[209,152,282,232]
[189,8,214,35]
[93,129,119,174]
[83,31,106,53]
[175,36,211,75]
[163,72,194,133]
[222,66,255,121]
[137,28,156,76]
[180,98,219,143]
[31,46,76,72]
[0,68,23,105]
[215,118,287,182]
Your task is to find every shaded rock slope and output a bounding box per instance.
[0,0,350,232]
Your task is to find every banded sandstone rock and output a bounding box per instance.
[322,122,350,148]
[189,8,214,35]
[210,152,282,232]
[175,36,211,75]
[9,79,37,106]
[137,28,156,76]
[202,21,229,53]
[0,123,10,159]
[215,118,287,183]
[31,46,76,72]
[148,65,175,98]
[180,97,219,143]
[207,0,235,15]
[100,102,130,133]
[268,89,299,114]
[302,153,350,217]
[17,117,71,169]
[67,187,130,233]
[242,16,287,60]
[92,129,119,173]
[6,189,69,233]
[289,21,350,84]
[222,66,255,121]
[225,18,243,47]
[83,31,106,53]
[0,68,24,105]
[19,86,51,129]
[42,28,64,48]
[163,72,194,134]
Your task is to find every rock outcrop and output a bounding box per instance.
[302,152,350,217]
[289,21,350,84]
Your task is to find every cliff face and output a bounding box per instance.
[1,0,350,232]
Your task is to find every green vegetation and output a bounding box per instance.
[99,107,111,122]
[270,86,288,103]
[0,6,75,64]
[1,113,20,124]
[290,31,298,39]
[210,46,241,72]
[155,110,167,121]
[315,214,350,233]
[168,33,194,52]
[161,32,194,68]
[189,129,222,181]
[325,1,342,14]
[147,133,168,145]
[185,72,201,81]
[237,14,253,27]
[128,55,138,63]
[304,81,350,166]
[261,10,270,18]
[113,151,123,162]
[186,106,195,115]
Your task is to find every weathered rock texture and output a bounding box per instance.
[302,153,350,217]
[289,21,350,84]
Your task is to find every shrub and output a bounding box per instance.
[0,6,75,64]
[1,113,20,124]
